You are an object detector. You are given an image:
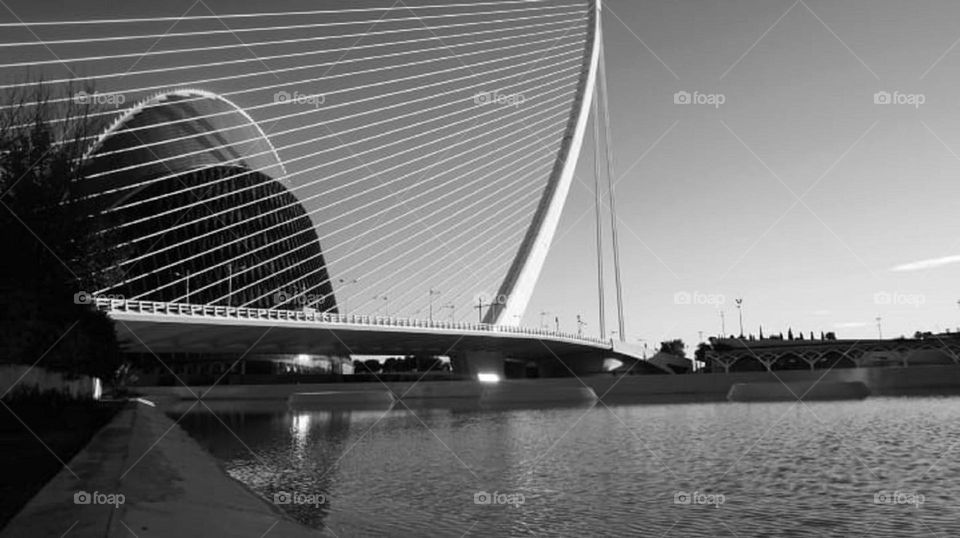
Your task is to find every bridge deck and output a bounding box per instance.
[98,299,625,361]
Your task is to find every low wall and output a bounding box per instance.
[864,365,960,395]
[727,381,870,402]
[135,365,960,406]
[137,378,588,402]
[0,364,100,400]
[137,380,473,401]
[588,368,870,403]
[592,365,960,402]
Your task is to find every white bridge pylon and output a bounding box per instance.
[488,0,603,326]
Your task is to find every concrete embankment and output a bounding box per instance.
[139,378,600,406]
[1,402,324,538]
[587,368,869,403]
[589,365,960,402]
[727,381,871,402]
[134,365,960,406]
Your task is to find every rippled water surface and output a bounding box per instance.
[173,397,960,536]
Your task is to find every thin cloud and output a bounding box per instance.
[891,255,960,272]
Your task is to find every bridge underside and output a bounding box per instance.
[114,316,591,356]
[111,315,613,376]
[109,311,670,379]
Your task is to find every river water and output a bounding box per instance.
[172,397,960,536]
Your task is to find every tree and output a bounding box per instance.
[694,342,711,372]
[362,359,381,373]
[659,339,686,358]
[0,82,125,380]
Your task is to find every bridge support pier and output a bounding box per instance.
[535,353,603,378]
[450,351,506,380]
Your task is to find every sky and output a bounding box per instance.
[528,0,960,350]
[3,0,960,352]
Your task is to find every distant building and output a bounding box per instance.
[702,333,960,374]
[78,89,350,380]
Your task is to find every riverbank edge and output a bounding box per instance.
[1,402,324,538]
[0,399,120,528]
[136,364,960,404]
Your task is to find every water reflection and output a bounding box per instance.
[171,403,373,530]
[172,397,960,536]
[291,412,310,455]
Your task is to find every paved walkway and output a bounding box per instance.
[2,402,324,537]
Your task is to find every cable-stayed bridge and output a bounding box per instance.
[0,0,650,377]
[96,298,658,378]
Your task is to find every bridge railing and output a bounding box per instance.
[94,298,607,346]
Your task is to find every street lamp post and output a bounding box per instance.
[474,297,486,323]
[226,264,246,307]
[174,270,191,303]
[428,288,441,323]
[576,314,586,338]
[876,316,883,339]
[636,338,648,359]
[539,310,551,330]
[337,278,358,314]
[373,294,389,317]
[735,298,744,337]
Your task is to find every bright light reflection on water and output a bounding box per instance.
[171,397,960,536]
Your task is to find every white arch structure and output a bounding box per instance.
[83,88,287,182]
[486,0,602,325]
